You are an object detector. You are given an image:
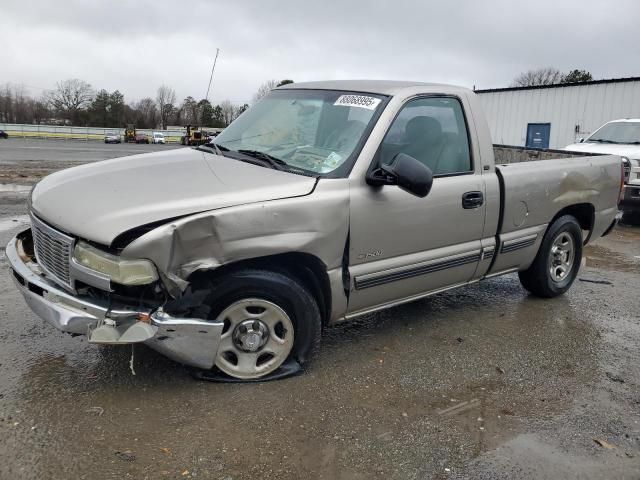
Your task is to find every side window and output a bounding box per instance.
[380,97,472,175]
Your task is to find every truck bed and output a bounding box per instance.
[493,144,602,164]
[487,153,621,276]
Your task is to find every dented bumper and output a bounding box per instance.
[6,230,223,369]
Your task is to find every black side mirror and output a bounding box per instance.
[367,153,434,197]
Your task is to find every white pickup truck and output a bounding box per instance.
[7,81,623,381]
[564,118,640,222]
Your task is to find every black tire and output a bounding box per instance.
[190,269,321,377]
[518,215,583,298]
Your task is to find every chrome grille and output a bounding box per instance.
[30,214,74,288]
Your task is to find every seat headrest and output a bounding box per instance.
[405,116,443,144]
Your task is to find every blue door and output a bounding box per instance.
[526,123,551,149]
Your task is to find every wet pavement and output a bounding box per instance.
[0,140,639,479]
[0,138,183,184]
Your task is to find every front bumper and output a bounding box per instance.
[7,230,223,369]
[620,185,640,211]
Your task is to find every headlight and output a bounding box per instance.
[73,242,158,286]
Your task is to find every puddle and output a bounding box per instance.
[0,214,30,232]
[0,184,31,193]
[584,244,639,273]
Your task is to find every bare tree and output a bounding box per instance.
[252,79,279,104]
[156,85,176,129]
[512,68,563,87]
[30,97,50,125]
[12,84,29,124]
[0,83,14,123]
[46,79,93,125]
[219,100,236,126]
[0,84,52,124]
[132,97,158,129]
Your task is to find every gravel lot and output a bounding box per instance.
[0,139,639,479]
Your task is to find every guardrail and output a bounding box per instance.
[0,123,186,143]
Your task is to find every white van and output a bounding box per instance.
[152,132,166,144]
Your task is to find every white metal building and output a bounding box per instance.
[475,77,640,149]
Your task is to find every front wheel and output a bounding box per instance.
[518,215,583,298]
[195,269,321,380]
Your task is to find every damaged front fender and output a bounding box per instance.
[120,179,351,314]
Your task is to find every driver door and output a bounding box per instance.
[347,96,486,314]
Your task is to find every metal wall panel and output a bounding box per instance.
[476,80,640,148]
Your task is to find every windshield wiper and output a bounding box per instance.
[200,145,316,176]
[237,149,289,170]
[195,142,229,157]
[588,139,618,144]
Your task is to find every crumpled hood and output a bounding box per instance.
[31,148,317,245]
[564,142,640,159]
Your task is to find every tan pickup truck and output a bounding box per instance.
[7,80,623,380]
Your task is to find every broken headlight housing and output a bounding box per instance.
[73,242,159,286]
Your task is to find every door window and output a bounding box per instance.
[380,97,472,175]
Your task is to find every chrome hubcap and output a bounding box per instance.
[233,319,269,352]
[215,299,294,379]
[548,232,575,282]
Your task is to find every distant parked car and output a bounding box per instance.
[0,130,9,139]
[134,133,150,144]
[152,132,166,144]
[104,132,121,144]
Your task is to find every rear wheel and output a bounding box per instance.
[518,215,582,297]
[195,269,321,380]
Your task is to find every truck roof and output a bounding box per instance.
[279,80,470,96]
[607,118,640,123]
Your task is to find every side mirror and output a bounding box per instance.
[367,153,434,198]
[578,138,585,143]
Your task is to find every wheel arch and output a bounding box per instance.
[187,252,332,328]
[549,203,595,244]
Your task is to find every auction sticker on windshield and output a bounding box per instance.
[334,95,381,110]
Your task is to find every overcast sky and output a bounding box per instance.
[2,0,639,105]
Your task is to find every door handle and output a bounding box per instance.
[462,191,484,209]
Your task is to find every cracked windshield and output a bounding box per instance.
[214,90,385,174]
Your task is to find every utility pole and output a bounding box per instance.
[205,48,220,103]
